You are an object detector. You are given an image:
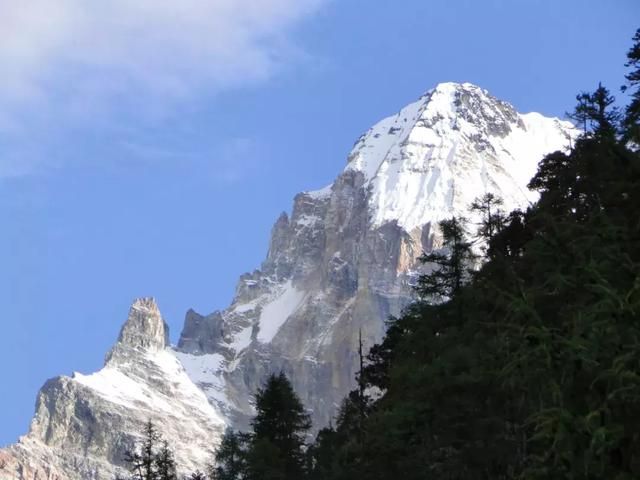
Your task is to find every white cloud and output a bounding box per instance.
[0,1,324,104]
[0,0,325,177]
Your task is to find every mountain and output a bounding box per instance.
[0,82,576,479]
[0,299,225,479]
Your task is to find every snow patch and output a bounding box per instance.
[174,351,229,407]
[73,349,225,425]
[229,325,253,352]
[257,280,306,343]
[295,214,320,228]
[73,368,153,410]
[305,184,332,199]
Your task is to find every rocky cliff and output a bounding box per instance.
[0,82,576,479]
[0,299,225,479]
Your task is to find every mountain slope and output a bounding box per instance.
[175,82,576,433]
[0,82,576,479]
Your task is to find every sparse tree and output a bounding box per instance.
[209,429,248,480]
[568,83,620,138]
[117,421,179,480]
[567,91,592,133]
[155,440,177,480]
[416,217,475,302]
[469,193,506,254]
[622,28,640,143]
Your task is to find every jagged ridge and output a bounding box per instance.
[0,82,577,480]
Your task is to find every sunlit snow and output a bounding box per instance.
[257,280,306,343]
[346,82,577,231]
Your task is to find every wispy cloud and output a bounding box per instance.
[0,1,324,103]
[0,0,325,177]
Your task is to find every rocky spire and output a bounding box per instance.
[105,297,169,364]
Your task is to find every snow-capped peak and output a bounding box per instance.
[345,82,576,231]
[105,297,170,365]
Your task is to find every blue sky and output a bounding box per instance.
[1,0,638,446]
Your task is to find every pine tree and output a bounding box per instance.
[155,441,177,480]
[189,471,207,480]
[590,83,621,138]
[567,91,592,133]
[416,217,475,302]
[469,193,505,255]
[209,429,248,480]
[247,373,311,480]
[123,421,160,480]
[118,421,177,480]
[306,427,340,480]
[622,28,640,143]
[246,438,286,480]
[568,83,620,139]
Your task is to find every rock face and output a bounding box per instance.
[0,83,576,479]
[0,298,225,480]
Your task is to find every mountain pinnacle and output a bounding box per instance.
[105,297,170,364]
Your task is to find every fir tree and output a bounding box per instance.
[306,427,340,480]
[469,193,506,256]
[118,421,177,480]
[209,429,248,480]
[154,440,177,480]
[247,373,311,480]
[567,91,592,133]
[622,28,640,143]
[568,83,620,139]
[590,83,621,138]
[415,216,475,302]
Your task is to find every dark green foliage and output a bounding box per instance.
[568,84,621,138]
[306,427,340,480]
[209,429,248,480]
[247,372,311,480]
[416,216,476,302]
[211,373,310,480]
[568,91,592,133]
[245,438,286,480]
[622,28,640,143]
[470,193,505,243]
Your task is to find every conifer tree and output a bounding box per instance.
[469,193,505,255]
[567,83,620,139]
[155,441,177,480]
[416,217,475,302]
[209,429,248,480]
[622,28,640,143]
[567,91,592,133]
[118,421,176,480]
[247,372,311,480]
[306,427,340,480]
